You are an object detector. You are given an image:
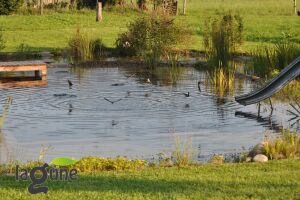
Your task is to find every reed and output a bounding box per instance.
[68,28,105,63]
[251,40,300,78]
[203,11,244,69]
[206,67,236,97]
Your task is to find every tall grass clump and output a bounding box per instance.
[116,14,190,68]
[203,11,243,69]
[171,134,194,166]
[251,45,275,78]
[206,67,236,97]
[263,129,300,160]
[0,27,5,51]
[251,38,300,78]
[68,28,105,63]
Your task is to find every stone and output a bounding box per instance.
[253,154,268,163]
[245,157,252,162]
[248,142,265,158]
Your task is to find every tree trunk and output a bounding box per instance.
[96,2,102,22]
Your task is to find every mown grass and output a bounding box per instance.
[0,0,299,53]
[0,159,299,199]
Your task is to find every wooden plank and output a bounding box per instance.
[0,61,47,78]
[0,80,48,88]
[0,61,46,67]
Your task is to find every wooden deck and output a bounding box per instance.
[0,61,47,80]
[0,77,48,88]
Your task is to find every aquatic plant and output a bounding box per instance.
[251,45,275,78]
[274,41,300,70]
[68,28,105,62]
[263,129,300,160]
[206,67,236,97]
[203,11,244,69]
[251,38,300,78]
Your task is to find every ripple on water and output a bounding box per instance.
[0,66,292,162]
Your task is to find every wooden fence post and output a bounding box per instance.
[96,1,102,22]
[183,0,187,15]
[294,0,297,15]
[40,0,43,15]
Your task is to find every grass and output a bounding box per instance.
[0,0,299,53]
[0,159,299,199]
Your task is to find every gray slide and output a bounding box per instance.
[235,56,300,106]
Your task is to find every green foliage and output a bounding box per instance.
[251,45,275,78]
[116,14,190,68]
[50,157,78,167]
[0,27,4,50]
[0,0,23,15]
[251,38,300,78]
[263,129,300,160]
[171,134,194,167]
[71,157,147,172]
[203,11,243,68]
[1,159,300,199]
[68,28,105,62]
[205,67,235,97]
[210,154,224,164]
[76,0,96,9]
[273,80,300,102]
[15,43,42,60]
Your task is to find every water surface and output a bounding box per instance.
[0,64,296,162]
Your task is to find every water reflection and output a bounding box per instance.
[0,64,297,163]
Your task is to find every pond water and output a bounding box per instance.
[0,63,297,163]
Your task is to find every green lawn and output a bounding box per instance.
[0,0,299,53]
[0,159,299,199]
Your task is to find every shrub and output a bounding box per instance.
[263,129,300,160]
[76,0,96,9]
[116,14,190,68]
[0,0,24,15]
[203,11,244,68]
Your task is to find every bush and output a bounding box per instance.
[76,0,124,9]
[76,0,95,9]
[116,14,190,67]
[0,0,24,15]
[203,11,244,68]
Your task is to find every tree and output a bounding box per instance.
[0,0,24,15]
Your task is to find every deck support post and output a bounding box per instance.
[257,102,261,117]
